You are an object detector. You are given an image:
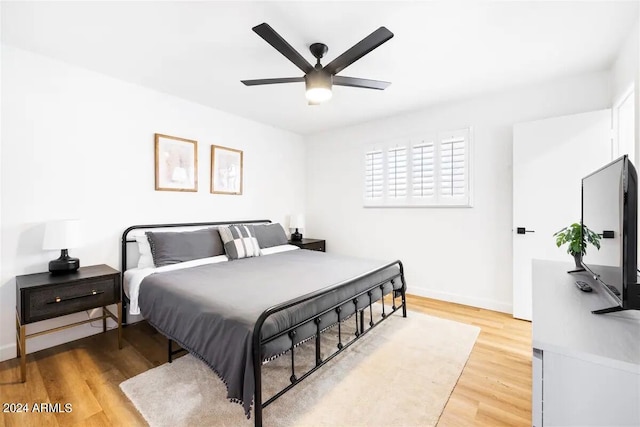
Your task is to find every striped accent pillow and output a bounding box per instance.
[218,225,261,260]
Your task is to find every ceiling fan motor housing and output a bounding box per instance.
[305,70,332,90]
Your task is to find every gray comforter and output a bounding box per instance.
[138,249,402,417]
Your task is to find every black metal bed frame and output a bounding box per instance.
[120,220,407,427]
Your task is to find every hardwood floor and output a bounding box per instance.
[0,295,531,426]
[412,297,532,427]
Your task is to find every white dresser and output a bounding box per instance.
[532,260,640,427]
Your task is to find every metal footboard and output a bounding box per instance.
[251,260,407,427]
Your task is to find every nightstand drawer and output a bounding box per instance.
[288,238,326,252]
[303,241,325,251]
[24,277,117,323]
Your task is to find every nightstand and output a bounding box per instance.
[15,264,122,382]
[288,238,326,252]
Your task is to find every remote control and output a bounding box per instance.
[575,280,592,292]
[605,284,621,296]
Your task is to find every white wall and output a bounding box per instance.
[611,22,639,104]
[0,46,306,362]
[305,71,611,313]
[0,11,3,356]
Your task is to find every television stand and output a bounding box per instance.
[532,260,640,427]
[592,305,626,315]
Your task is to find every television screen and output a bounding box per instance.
[581,155,639,314]
[581,157,625,300]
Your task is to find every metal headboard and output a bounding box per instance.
[120,219,271,324]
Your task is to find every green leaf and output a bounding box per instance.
[553,222,601,256]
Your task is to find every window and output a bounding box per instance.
[412,142,435,198]
[364,150,383,200]
[363,128,471,207]
[387,147,407,199]
[440,133,466,199]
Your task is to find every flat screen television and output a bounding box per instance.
[581,155,640,314]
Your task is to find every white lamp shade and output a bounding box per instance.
[43,219,82,250]
[289,214,305,229]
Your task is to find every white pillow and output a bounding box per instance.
[260,244,300,256]
[136,235,155,269]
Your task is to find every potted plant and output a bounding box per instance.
[553,223,601,269]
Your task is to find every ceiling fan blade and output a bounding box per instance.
[323,27,393,75]
[241,77,305,86]
[333,76,391,90]
[252,23,314,74]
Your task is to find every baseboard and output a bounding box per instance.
[407,286,513,314]
[0,343,16,362]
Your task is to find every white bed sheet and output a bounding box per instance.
[259,244,300,255]
[124,244,300,315]
[124,255,228,315]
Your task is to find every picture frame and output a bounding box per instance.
[210,145,243,195]
[154,133,198,192]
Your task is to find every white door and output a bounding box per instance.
[613,86,635,160]
[513,110,611,320]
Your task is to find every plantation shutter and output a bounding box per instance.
[388,147,407,198]
[364,150,383,200]
[412,142,435,198]
[440,135,466,198]
[363,128,470,207]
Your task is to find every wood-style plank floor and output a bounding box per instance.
[0,295,531,426]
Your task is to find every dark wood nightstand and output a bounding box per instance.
[15,264,122,382]
[288,238,326,252]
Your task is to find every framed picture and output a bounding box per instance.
[154,133,198,192]
[211,145,243,195]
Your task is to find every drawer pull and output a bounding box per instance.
[48,290,104,304]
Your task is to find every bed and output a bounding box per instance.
[121,220,407,427]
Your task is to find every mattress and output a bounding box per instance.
[124,244,300,315]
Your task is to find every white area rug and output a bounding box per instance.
[120,311,480,427]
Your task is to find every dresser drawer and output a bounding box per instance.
[24,276,118,323]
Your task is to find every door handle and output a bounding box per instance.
[516,227,535,234]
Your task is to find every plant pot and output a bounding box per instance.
[573,253,583,269]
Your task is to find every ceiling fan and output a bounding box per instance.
[241,23,394,105]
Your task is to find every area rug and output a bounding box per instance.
[120,311,480,427]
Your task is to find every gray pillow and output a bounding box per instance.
[146,228,224,267]
[253,223,288,249]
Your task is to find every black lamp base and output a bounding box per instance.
[291,229,303,241]
[49,249,80,274]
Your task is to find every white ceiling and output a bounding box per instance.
[2,1,638,135]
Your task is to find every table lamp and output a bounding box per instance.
[290,214,305,241]
[43,219,82,274]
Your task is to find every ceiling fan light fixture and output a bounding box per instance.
[305,71,332,104]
